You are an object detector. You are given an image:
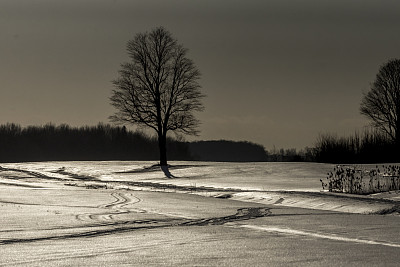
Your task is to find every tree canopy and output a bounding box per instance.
[110,27,204,166]
[360,58,400,145]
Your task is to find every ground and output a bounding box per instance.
[0,161,399,266]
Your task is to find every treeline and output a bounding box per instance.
[267,147,315,162]
[188,141,315,162]
[314,130,398,164]
[0,123,316,163]
[0,123,190,162]
[188,140,268,162]
[0,123,272,163]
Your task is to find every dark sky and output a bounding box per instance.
[1,0,400,149]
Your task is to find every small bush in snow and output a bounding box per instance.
[321,165,400,194]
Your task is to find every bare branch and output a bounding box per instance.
[360,59,400,144]
[109,27,205,165]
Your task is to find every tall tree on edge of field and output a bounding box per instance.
[110,27,204,166]
[360,58,400,145]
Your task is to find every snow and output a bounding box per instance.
[0,161,398,214]
[1,161,400,266]
[1,161,332,191]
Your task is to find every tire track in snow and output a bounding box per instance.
[0,166,68,181]
[76,192,142,222]
[0,207,271,245]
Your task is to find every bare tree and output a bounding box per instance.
[110,27,204,166]
[360,59,400,145]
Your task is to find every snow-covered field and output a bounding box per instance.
[1,161,331,190]
[1,161,398,214]
[1,161,400,266]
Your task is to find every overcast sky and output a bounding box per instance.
[1,0,400,149]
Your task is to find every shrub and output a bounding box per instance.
[321,165,400,194]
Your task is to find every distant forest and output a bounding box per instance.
[0,123,185,162]
[3,123,397,164]
[313,130,399,164]
[0,123,314,163]
[188,140,267,162]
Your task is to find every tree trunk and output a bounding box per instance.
[158,133,168,166]
[396,132,400,147]
[396,120,400,146]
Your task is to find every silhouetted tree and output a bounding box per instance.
[110,27,204,166]
[360,59,400,145]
